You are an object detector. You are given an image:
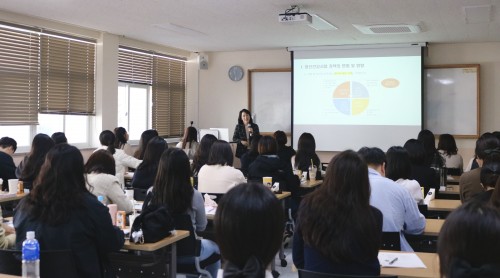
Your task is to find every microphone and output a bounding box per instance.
[247,124,253,136]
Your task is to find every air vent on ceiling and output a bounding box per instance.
[353,23,422,34]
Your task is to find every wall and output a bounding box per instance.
[195,42,500,166]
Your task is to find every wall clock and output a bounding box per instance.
[228,65,244,81]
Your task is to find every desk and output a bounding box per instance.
[300,180,322,188]
[439,185,459,195]
[0,275,21,278]
[0,193,26,204]
[427,199,461,212]
[423,219,445,236]
[121,230,189,278]
[380,251,439,278]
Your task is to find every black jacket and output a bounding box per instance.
[232,123,259,158]
[0,151,16,191]
[247,155,300,197]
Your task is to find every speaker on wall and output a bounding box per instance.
[198,53,208,70]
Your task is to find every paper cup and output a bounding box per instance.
[309,166,317,182]
[262,177,272,189]
[8,179,18,194]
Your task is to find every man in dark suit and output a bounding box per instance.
[0,137,17,191]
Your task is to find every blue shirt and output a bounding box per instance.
[368,168,425,251]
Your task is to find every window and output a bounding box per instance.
[118,83,152,141]
[118,46,186,138]
[37,114,90,146]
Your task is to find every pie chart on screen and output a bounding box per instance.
[332,81,369,115]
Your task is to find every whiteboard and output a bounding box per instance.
[424,64,480,138]
[248,69,291,133]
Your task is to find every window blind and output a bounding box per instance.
[0,26,40,125]
[40,35,96,115]
[118,48,152,85]
[152,56,186,137]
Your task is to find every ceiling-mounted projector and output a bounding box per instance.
[278,12,312,24]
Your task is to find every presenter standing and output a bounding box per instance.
[233,109,259,158]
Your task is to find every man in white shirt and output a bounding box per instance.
[358,147,426,251]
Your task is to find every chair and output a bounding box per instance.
[381,232,401,251]
[446,167,462,176]
[108,249,169,278]
[174,213,220,278]
[0,249,78,278]
[134,188,148,201]
[298,269,397,278]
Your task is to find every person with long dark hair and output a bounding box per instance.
[16,133,55,190]
[191,134,218,177]
[240,134,262,176]
[438,201,500,278]
[274,130,295,168]
[386,146,423,204]
[96,130,141,187]
[14,144,124,277]
[150,148,220,277]
[133,129,159,160]
[131,136,167,190]
[176,126,199,159]
[404,139,439,195]
[438,133,463,171]
[113,127,133,156]
[232,109,260,158]
[198,140,246,194]
[85,150,133,213]
[293,132,321,180]
[418,129,444,168]
[215,183,284,277]
[293,150,382,275]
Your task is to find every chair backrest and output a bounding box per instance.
[418,204,428,217]
[134,188,148,201]
[0,249,78,278]
[381,232,401,251]
[298,269,397,278]
[446,167,462,176]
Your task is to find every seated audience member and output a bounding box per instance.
[50,132,68,145]
[404,139,438,195]
[215,183,284,277]
[472,159,500,203]
[96,130,142,187]
[293,150,382,276]
[292,132,321,180]
[0,137,17,191]
[438,201,500,278]
[85,150,133,213]
[240,134,262,176]
[0,207,15,249]
[418,129,444,169]
[191,134,218,177]
[459,133,500,202]
[131,136,167,190]
[114,127,133,156]
[149,148,220,277]
[274,130,295,168]
[14,144,124,277]
[386,146,423,204]
[358,147,425,251]
[438,133,463,172]
[176,126,199,159]
[133,129,159,160]
[198,140,246,194]
[16,133,55,190]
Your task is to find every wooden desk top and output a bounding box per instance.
[427,199,461,212]
[380,251,439,278]
[439,185,459,195]
[0,274,22,278]
[123,230,189,252]
[423,219,445,236]
[300,180,322,188]
[0,193,26,204]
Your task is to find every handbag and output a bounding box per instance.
[131,193,175,243]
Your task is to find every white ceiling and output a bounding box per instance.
[0,0,499,52]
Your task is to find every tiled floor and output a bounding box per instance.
[272,237,297,278]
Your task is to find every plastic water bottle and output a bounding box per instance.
[98,195,105,204]
[22,231,40,278]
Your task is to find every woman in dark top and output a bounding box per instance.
[131,136,167,190]
[191,134,218,177]
[16,133,55,190]
[418,129,444,168]
[293,132,321,180]
[438,201,500,278]
[14,144,124,278]
[404,139,439,195]
[232,109,260,158]
[133,129,159,160]
[274,130,295,168]
[293,150,382,275]
[240,134,262,176]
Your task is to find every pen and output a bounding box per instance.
[388,257,398,265]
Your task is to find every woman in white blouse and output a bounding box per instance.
[95,130,142,187]
[386,146,423,204]
[85,149,133,213]
[198,140,246,194]
[438,133,463,173]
